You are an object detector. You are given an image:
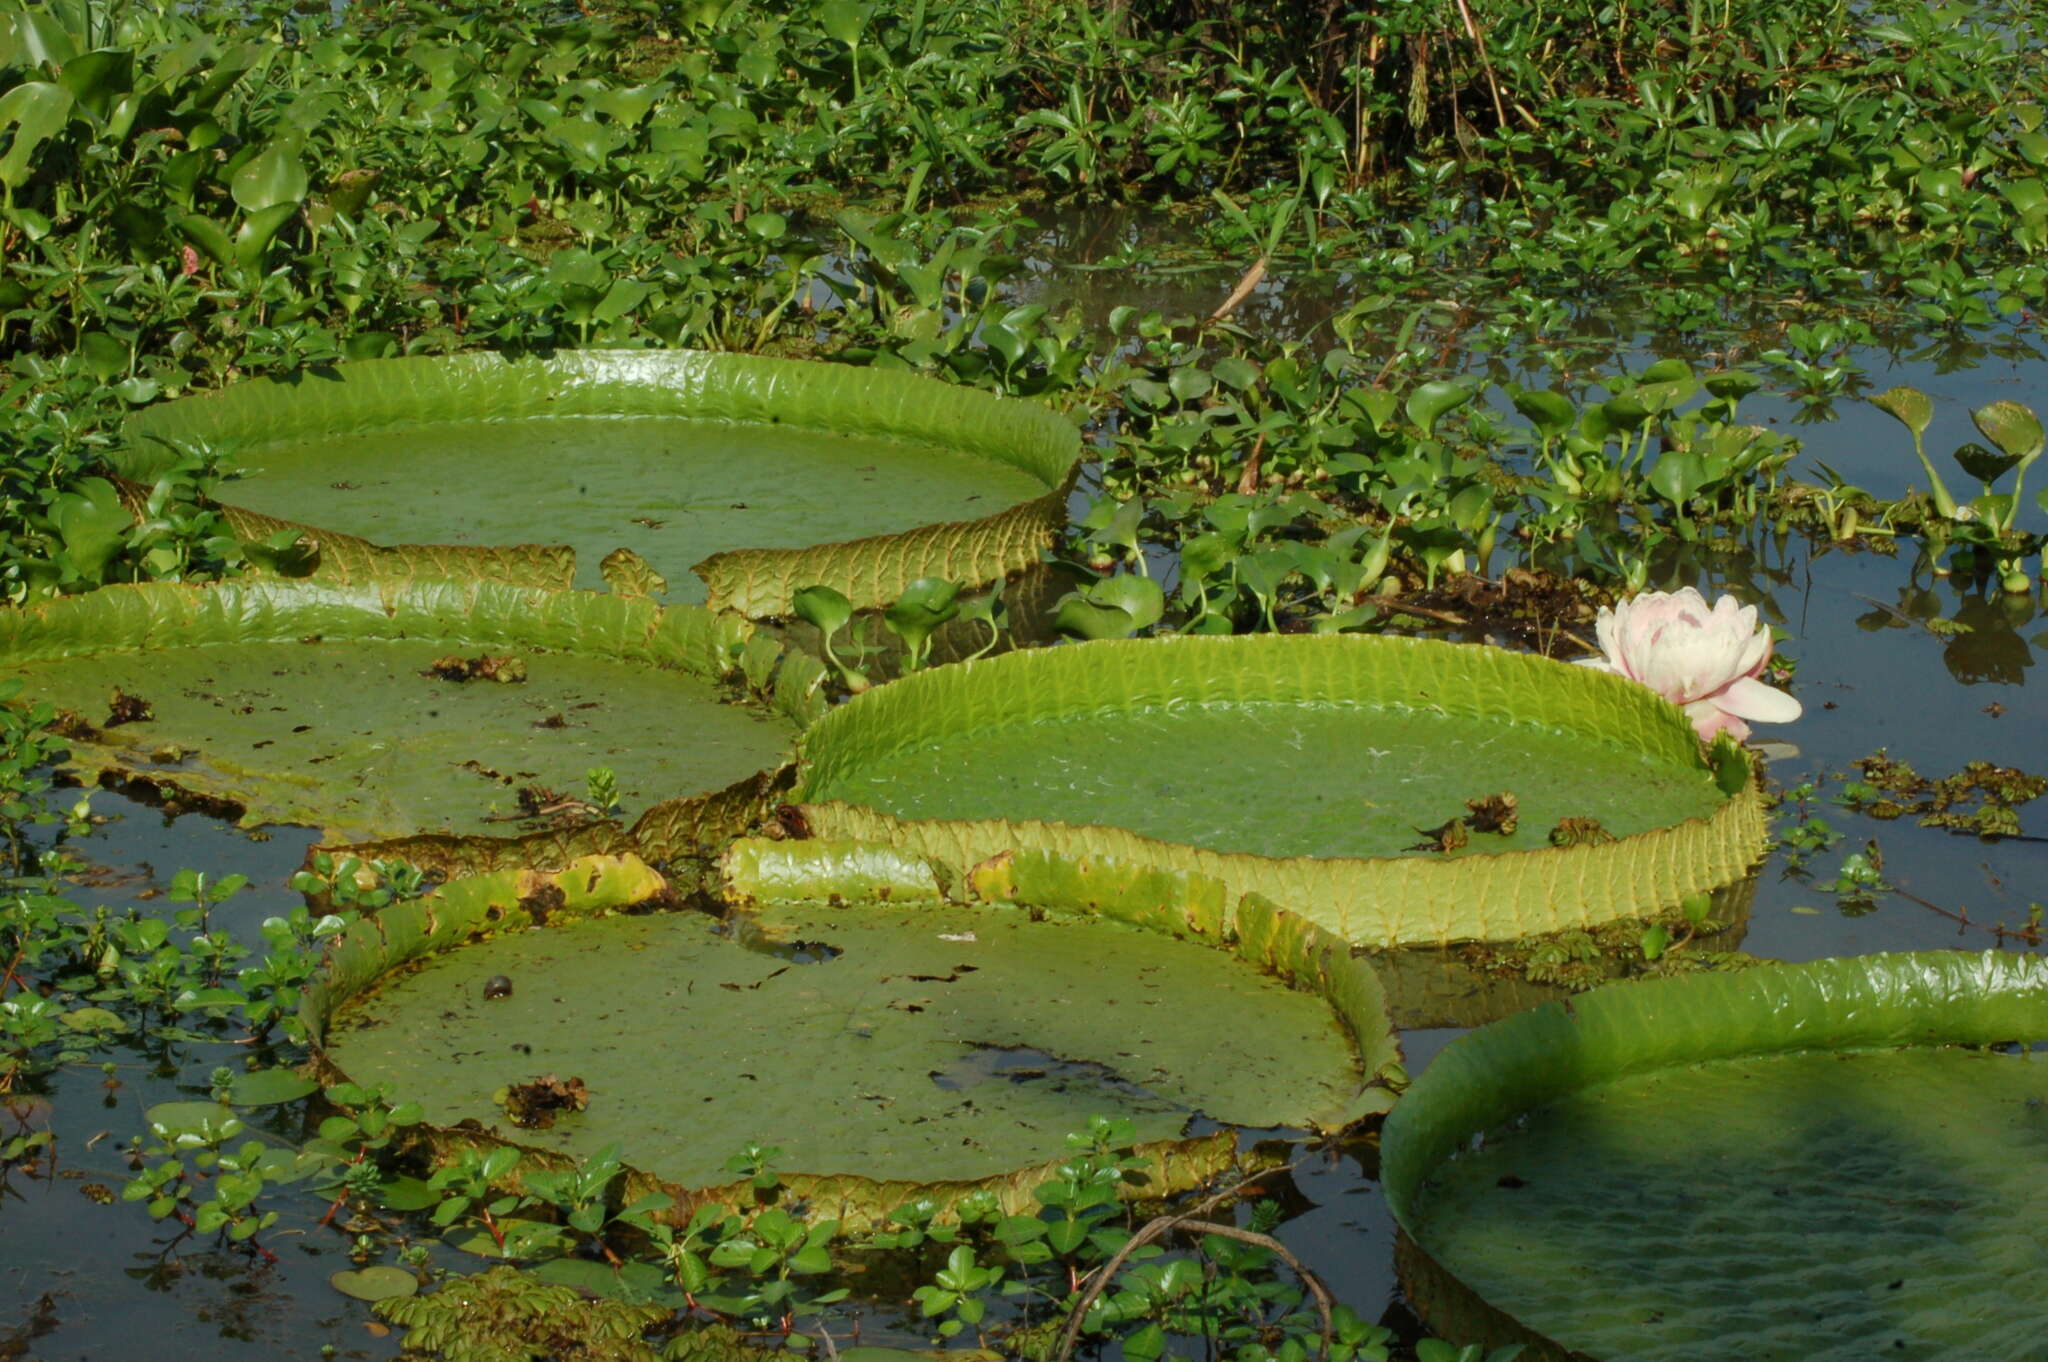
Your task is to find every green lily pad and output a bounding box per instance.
[1383,951,2048,1360]
[308,843,1381,1228]
[791,635,1766,947]
[58,1006,127,1034]
[0,580,801,844]
[115,351,1078,616]
[227,1067,319,1107]
[330,1265,420,1302]
[145,1101,241,1146]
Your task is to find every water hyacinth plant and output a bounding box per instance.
[1577,587,1801,743]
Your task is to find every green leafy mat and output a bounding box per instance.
[791,634,1766,946]
[1382,951,2048,1361]
[115,351,1078,615]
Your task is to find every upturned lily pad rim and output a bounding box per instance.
[303,853,1256,1233]
[0,578,816,857]
[114,349,1082,618]
[1379,950,2048,1358]
[1381,950,2048,1227]
[789,634,1768,948]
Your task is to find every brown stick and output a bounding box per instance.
[1208,256,1268,324]
[1452,0,1512,133]
[1053,1213,1334,1362]
[1235,433,1267,496]
[1351,594,1468,627]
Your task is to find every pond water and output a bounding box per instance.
[7,317,2048,1355]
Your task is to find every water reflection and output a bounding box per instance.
[1369,873,1758,1031]
[1851,576,2041,686]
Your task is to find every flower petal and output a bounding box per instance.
[1682,700,1750,743]
[1713,675,1802,723]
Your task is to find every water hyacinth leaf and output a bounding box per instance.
[1404,380,1473,438]
[1599,394,1651,430]
[791,635,1764,947]
[1871,385,1935,438]
[0,581,796,843]
[114,353,1078,615]
[234,200,299,270]
[75,331,128,381]
[1,10,77,67]
[1972,400,2045,464]
[1383,952,2048,1361]
[1635,357,1696,406]
[0,81,71,190]
[1702,369,1763,402]
[1053,574,1166,639]
[1510,388,1575,438]
[882,576,961,664]
[819,0,871,47]
[230,141,309,212]
[1952,440,2019,487]
[47,476,130,582]
[175,212,233,268]
[792,583,855,638]
[1349,387,1399,433]
[56,47,133,122]
[1648,449,1708,508]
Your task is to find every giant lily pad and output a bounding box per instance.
[1382,951,2048,1360]
[0,580,805,845]
[114,351,1079,616]
[788,635,1767,947]
[307,841,1396,1229]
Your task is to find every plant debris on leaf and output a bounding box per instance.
[426,654,529,684]
[497,1075,590,1130]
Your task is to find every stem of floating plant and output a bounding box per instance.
[2003,449,2040,535]
[1910,427,1961,521]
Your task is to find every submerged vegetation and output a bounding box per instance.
[3,0,2048,1355]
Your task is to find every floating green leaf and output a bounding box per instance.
[228,1068,320,1107]
[1870,385,1959,520]
[881,576,961,668]
[1384,952,2048,1361]
[1405,380,1474,438]
[115,352,1077,616]
[311,848,1309,1227]
[330,1265,420,1302]
[792,635,1765,947]
[1053,574,1165,639]
[1972,400,2045,464]
[0,580,795,843]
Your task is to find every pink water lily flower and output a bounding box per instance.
[1577,587,1802,743]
